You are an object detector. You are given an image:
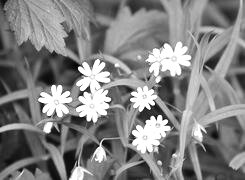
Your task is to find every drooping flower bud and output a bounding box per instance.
[192,122,207,142]
[91,146,107,163]
[43,122,53,134]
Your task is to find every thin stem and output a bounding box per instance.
[99,137,121,146]
[78,150,82,166]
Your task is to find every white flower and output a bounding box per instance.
[38,85,72,118]
[76,89,111,123]
[91,146,107,163]
[146,48,164,77]
[76,59,110,93]
[132,125,160,154]
[43,122,53,134]
[160,42,191,76]
[155,76,162,83]
[130,86,157,112]
[192,122,207,142]
[69,166,93,180]
[145,115,171,138]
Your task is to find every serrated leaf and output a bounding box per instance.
[53,0,91,39]
[0,156,46,179]
[14,169,35,180]
[104,7,167,54]
[229,152,245,170]
[4,0,68,55]
[86,158,114,180]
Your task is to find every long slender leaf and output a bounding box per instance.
[188,143,203,180]
[42,142,67,180]
[199,104,245,126]
[0,123,45,134]
[0,88,41,106]
[114,160,144,180]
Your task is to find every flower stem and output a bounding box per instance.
[100,137,121,147]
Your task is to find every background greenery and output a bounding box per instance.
[0,0,245,179]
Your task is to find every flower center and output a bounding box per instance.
[171,56,177,62]
[89,104,95,109]
[142,94,147,99]
[90,74,95,80]
[155,123,161,128]
[142,135,148,140]
[54,99,59,105]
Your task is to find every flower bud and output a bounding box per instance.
[192,122,207,142]
[91,146,107,163]
[43,122,53,134]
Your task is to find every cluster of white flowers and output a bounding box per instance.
[38,59,111,132]
[132,115,171,154]
[37,41,199,178]
[146,42,191,78]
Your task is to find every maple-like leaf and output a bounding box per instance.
[53,0,93,39]
[104,7,167,55]
[4,0,68,56]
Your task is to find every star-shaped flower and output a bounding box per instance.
[132,125,160,154]
[38,85,72,117]
[160,42,191,76]
[76,59,110,93]
[130,86,157,112]
[76,89,111,123]
[146,48,165,77]
[145,115,171,138]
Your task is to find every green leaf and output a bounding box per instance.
[200,104,245,126]
[207,68,245,130]
[0,88,41,106]
[127,144,165,180]
[104,7,166,54]
[200,75,216,112]
[214,0,243,77]
[193,0,243,120]
[155,98,180,130]
[188,144,203,180]
[185,32,202,108]
[229,152,245,170]
[160,0,183,45]
[0,156,48,180]
[13,169,35,180]
[53,0,92,39]
[0,123,44,134]
[114,160,144,180]
[4,0,68,55]
[86,158,114,180]
[42,142,67,180]
[35,169,51,180]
